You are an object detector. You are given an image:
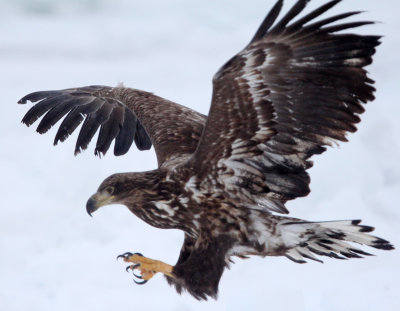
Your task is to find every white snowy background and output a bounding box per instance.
[1,0,399,310]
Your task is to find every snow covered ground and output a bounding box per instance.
[1,0,399,310]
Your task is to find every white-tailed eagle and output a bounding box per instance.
[18,0,393,300]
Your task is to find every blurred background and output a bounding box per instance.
[1,0,399,310]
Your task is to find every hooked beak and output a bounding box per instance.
[86,191,115,217]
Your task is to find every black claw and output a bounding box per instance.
[134,279,148,285]
[117,252,133,260]
[118,252,148,284]
[126,264,143,279]
[131,264,142,279]
[133,252,144,257]
[133,273,143,279]
[122,251,134,257]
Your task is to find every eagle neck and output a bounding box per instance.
[124,169,188,231]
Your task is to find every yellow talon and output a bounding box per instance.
[118,252,174,282]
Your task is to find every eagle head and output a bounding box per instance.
[86,174,123,216]
[86,170,164,216]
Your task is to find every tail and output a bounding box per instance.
[281,220,394,263]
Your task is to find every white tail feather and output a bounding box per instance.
[280,219,393,263]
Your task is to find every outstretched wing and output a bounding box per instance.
[19,85,206,166]
[183,0,380,213]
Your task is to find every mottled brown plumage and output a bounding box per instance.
[19,0,393,300]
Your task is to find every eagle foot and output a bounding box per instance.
[117,252,174,283]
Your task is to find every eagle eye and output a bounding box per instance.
[104,186,115,195]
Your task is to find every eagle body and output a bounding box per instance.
[19,0,393,300]
[112,168,304,298]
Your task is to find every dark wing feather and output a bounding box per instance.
[182,0,380,213]
[134,120,153,151]
[249,0,283,43]
[19,86,206,165]
[113,106,136,156]
[95,103,125,156]
[53,97,103,144]
[75,100,114,155]
[22,94,69,126]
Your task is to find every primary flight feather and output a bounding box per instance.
[19,0,393,300]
